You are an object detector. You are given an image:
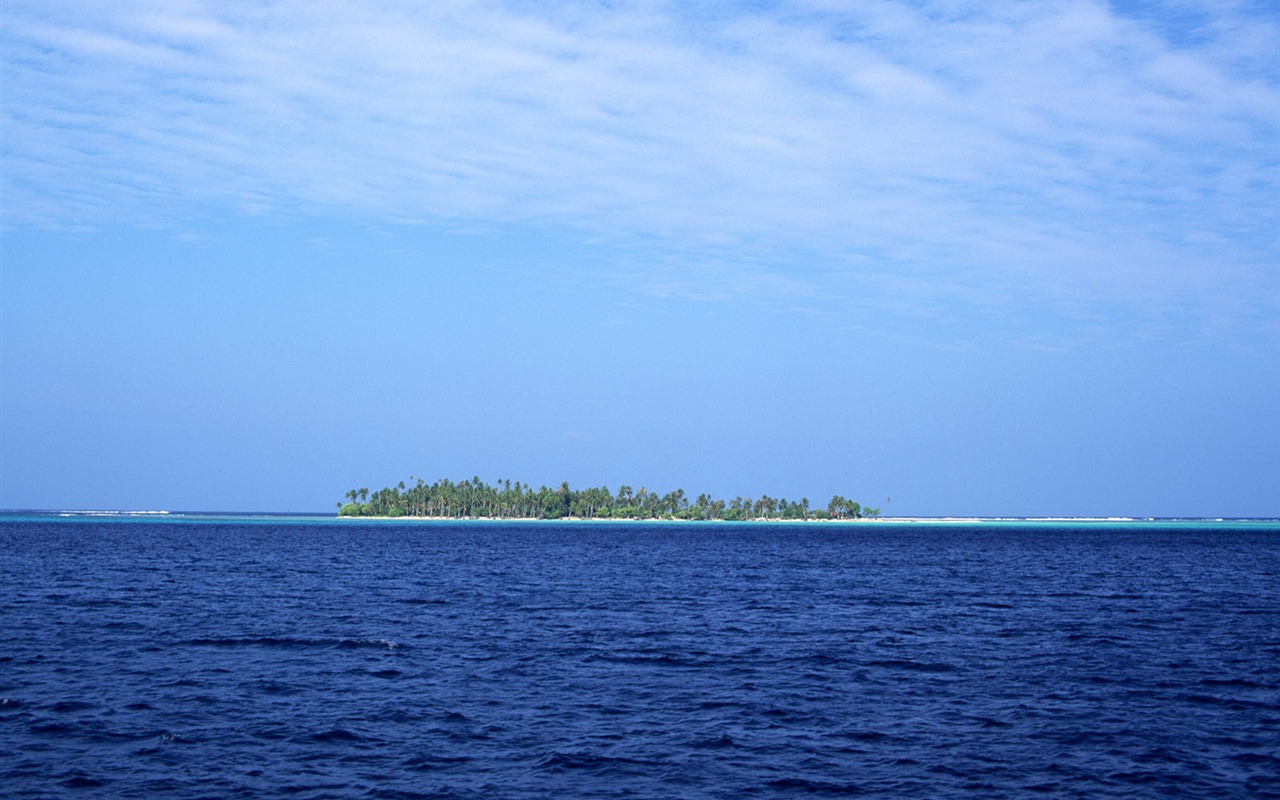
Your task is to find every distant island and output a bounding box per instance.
[338,477,880,521]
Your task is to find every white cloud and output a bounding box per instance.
[2,0,1277,337]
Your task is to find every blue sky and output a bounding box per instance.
[2,0,1277,516]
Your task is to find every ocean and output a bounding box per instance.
[1,515,1277,799]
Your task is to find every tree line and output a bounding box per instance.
[338,476,879,521]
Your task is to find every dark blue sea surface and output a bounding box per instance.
[1,516,1277,799]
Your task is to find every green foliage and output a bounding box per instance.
[336,476,880,521]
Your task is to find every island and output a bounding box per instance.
[338,477,880,521]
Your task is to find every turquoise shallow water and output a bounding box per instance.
[1,515,1277,798]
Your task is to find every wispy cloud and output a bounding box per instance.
[3,0,1277,337]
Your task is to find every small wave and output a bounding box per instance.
[1200,677,1272,689]
[583,652,700,667]
[1231,752,1280,766]
[867,659,957,673]
[368,788,464,800]
[60,775,105,789]
[831,730,891,742]
[1183,694,1280,710]
[48,700,93,713]
[402,754,472,771]
[310,728,366,742]
[282,782,353,795]
[534,751,661,772]
[799,652,847,666]
[1135,746,1190,765]
[1108,770,1194,786]
[133,730,190,753]
[339,638,400,650]
[693,734,738,749]
[184,636,400,651]
[249,723,290,741]
[766,777,864,794]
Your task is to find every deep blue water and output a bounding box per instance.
[1,516,1278,799]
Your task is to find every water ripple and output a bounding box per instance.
[0,520,1276,799]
